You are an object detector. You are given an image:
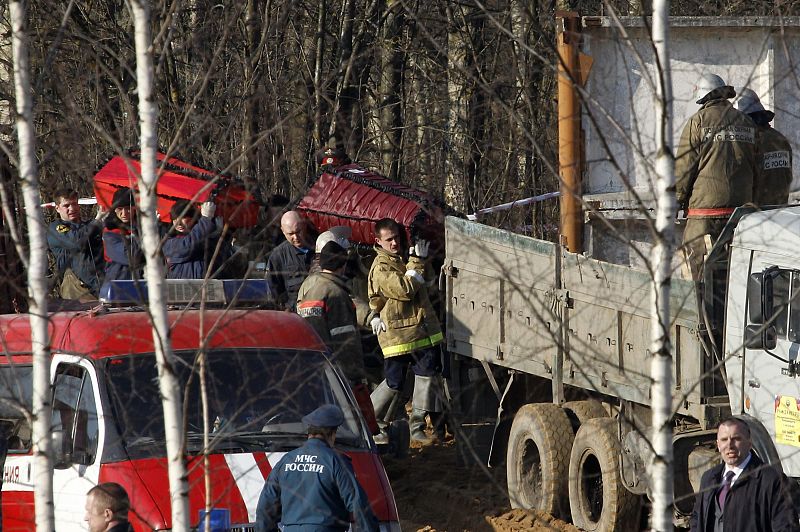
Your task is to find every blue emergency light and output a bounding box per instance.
[99,279,271,307]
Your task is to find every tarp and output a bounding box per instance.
[93,153,259,227]
[297,164,446,253]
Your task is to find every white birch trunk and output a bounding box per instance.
[649,1,676,530]
[9,3,54,530]
[444,4,468,211]
[130,2,190,530]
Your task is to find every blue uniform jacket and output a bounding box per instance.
[103,227,143,281]
[255,438,378,532]
[46,219,104,292]
[163,217,221,279]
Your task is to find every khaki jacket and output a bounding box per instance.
[675,99,757,213]
[754,124,793,206]
[368,246,442,358]
[297,272,364,381]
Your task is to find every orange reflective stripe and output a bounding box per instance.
[297,300,327,310]
[687,208,734,217]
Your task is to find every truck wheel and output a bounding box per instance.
[562,400,607,433]
[568,418,640,531]
[506,403,573,519]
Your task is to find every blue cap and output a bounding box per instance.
[302,404,345,428]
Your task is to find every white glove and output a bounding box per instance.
[370,316,387,335]
[201,201,216,218]
[412,239,430,258]
[95,206,108,221]
[405,269,424,284]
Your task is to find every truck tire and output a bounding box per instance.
[506,403,573,519]
[562,400,607,433]
[568,418,640,531]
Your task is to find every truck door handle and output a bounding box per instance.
[748,379,761,388]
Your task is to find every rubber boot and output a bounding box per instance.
[409,408,434,445]
[371,380,402,423]
[371,380,402,445]
[429,411,447,441]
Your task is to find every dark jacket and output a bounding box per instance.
[103,218,143,282]
[754,124,793,206]
[255,437,378,532]
[690,454,799,532]
[107,521,135,532]
[675,99,757,213]
[266,240,314,311]
[47,218,104,293]
[163,216,223,279]
[297,272,365,382]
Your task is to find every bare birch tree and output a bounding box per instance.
[130,1,190,530]
[650,1,677,529]
[9,2,53,530]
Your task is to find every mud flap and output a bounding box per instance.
[488,372,516,467]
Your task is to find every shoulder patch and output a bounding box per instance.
[763,151,791,170]
[56,224,70,233]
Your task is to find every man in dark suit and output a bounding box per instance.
[691,417,799,531]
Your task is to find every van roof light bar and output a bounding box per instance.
[99,279,271,307]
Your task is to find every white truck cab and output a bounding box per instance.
[726,207,800,475]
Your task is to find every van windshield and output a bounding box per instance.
[104,349,368,458]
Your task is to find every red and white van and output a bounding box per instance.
[0,284,399,531]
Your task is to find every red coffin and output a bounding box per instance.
[93,153,259,227]
[297,164,446,253]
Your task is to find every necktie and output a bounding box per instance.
[718,470,735,511]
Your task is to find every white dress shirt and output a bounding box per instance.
[723,451,752,487]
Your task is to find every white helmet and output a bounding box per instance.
[315,226,352,253]
[734,87,766,114]
[694,73,733,104]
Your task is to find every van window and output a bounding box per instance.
[51,364,99,464]
[0,364,32,451]
[104,349,367,460]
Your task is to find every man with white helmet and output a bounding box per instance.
[675,73,757,280]
[297,230,379,435]
[734,88,793,206]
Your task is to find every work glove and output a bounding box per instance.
[95,205,108,221]
[201,201,216,218]
[405,269,424,284]
[370,315,387,335]
[410,239,430,258]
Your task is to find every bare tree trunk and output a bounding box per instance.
[130,2,190,531]
[649,1,676,529]
[444,3,469,211]
[313,0,326,147]
[327,0,356,148]
[378,0,403,180]
[240,0,259,183]
[9,3,54,531]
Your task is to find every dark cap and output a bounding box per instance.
[319,241,348,271]
[111,187,135,209]
[302,404,345,428]
[170,200,198,222]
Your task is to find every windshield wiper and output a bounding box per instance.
[184,431,303,452]
[124,436,161,448]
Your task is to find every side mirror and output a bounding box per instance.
[51,430,70,469]
[745,324,777,350]
[748,268,777,325]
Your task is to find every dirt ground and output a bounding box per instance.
[383,439,581,532]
